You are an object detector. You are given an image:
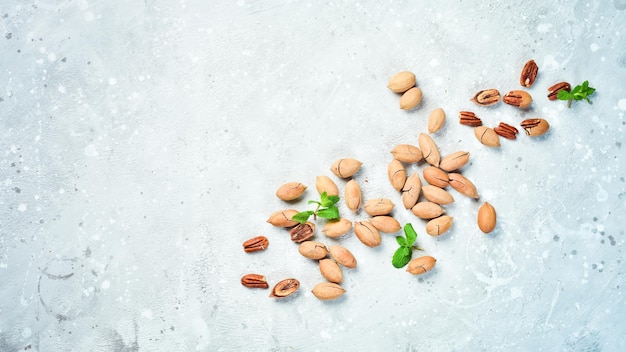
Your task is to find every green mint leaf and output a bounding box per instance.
[308,200,320,205]
[317,206,339,220]
[557,90,571,100]
[586,87,596,95]
[582,80,589,90]
[396,236,407,247]
[392,246,411,268]
[321,195,340,207]
[404,223,418,246]
[571,85,582,95]
[292,211,313,224]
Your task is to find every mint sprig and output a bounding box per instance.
[392,223,421,268]
[557,80,596,108]
[292,192,340,224]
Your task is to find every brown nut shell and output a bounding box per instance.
[423,166,449,188]
[330,158,363,179]
[275,182,307,201]
[363,198,395,216]
[315,175,339,196]
[520,118,550,137]
[298,241,329,260]
[344,179,362,213]
[388,158,407,192]
[266,209,300,227]
[401,172,422,209]
[411,201,445,220]
[311,282,346,300]
[406,256,437,275]
[319,258,343,283]
[391,144,423,163]
[387,71,416,93]
[421,185,455,205]
[290,222,315,243]
[477,202,497,234]
[353,220,382,247]
[322,218,353,238]
[448,173,479,199]
[428,108,446,133]
[425,215,454,236]
[399,87,423,110]
[439,151,470,172]
[369,215,402,233]
[328,245,357,268]
[418,133,441,167]
[474,126,501,147]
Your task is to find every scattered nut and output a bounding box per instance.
[520,118,550,137]
[322,218,353,238]
[421,185,454,205]
[266,209,299,227]
[330,158,363,179]
[315,175,339,196]
[298,241,329,260]
[411,201,445,220]
[425,215,454,236]
[406,256,437,275]
[290,222,315,243]
[388,158,407,192]
[241,274,269,289]
[401,172,422,209]
[422,166,449,188]
[353,220,382,247]
[319,258,343,283]
[520,59,539,88]
[477,202,497,234]
[275,182,307,201]
[428,108,446,133]
[242,236,269,253]
[471,89,501,106]
[344,179,362,213]
[328,245,357,268]
[439,151,470,172]
[448,172,479,199]
[503,90,533,109]
[391,144,423,163]
[363,198,395,216]
[387,71,416,93]
[269,278,300,298]
[547,81,571,101]
[474,126,501,147]
[399,87,423,110]
[418,133,441,167]
[369,215,401,233]
[311,282,346,300]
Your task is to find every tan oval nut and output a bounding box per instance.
[298,241,329,260]
[474,126,501,147]
[311,282,346,300]
[330,158,363,179]
[328,245,357,268]
[400,87,422,110]
[428,108,446,134]
[319,258,343,283]
[363,198,395,216]
[266,209,299,227]
[411,201,445,220]
[448,173,479,199]
[387,71,416,93]
[275,182,307,201]
[315,175,339,196]
[353,220,382,247]
[344,179,362,213]
[418,133,441,167]
[391,144,423,163]
[425,215,454,236]
[423,166,449,188]
[406,256,437,275]
[322,218,352,238]
[422,185,455,205]
[439,151,470,172]
[369,215,401,233]
[401,172,422,209]
[388,158,407,192]
[478,202,497,234]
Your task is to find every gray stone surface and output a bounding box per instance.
[1,0,625,351]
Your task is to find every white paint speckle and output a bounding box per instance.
[58,85,66,93]
[21,327,32,338]
[84,144,98,156]
[47,52,57,61]
[590,43,599,52]
[618,98,626,110]
[429,58,439,67]
[84,11,95,21]
[109,77,118,85]
[537,23,553,33]
[595,183,608,202]
[142,309,153,319]
[101,280,110,289]
[18,204,27,212]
